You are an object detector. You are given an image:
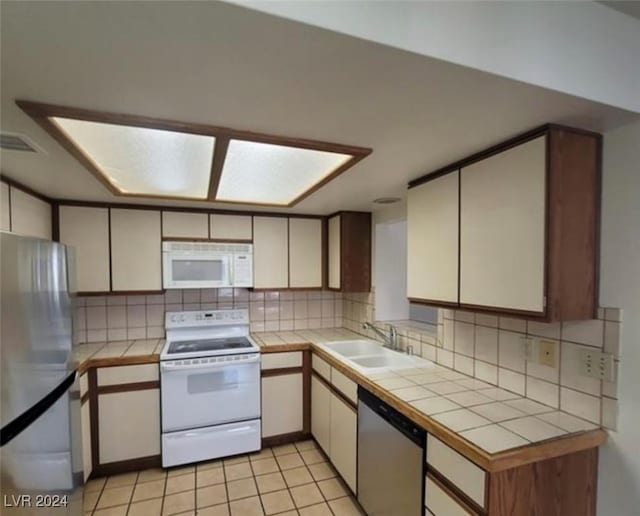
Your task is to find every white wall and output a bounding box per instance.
[374,219,409,321]
[233,1,640,113]
[598,120,640,515]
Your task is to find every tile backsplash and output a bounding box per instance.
[342,290,621,430]
[73,289,343,344]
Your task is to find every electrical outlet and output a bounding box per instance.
[579,349,615,381]
[538,339,557,368]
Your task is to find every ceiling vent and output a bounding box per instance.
[0,133,40,153]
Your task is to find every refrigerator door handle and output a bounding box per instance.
[0,369,77,447]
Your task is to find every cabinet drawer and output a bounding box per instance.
[261,352,302,370]
[425,475,478,516]
[97,364,159,386]
[330,368,357,405]
[427,435,486,508]
[312,354,331,381]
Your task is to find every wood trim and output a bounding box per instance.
[107,208,113,292]
[487,447,598,516]
[7,182,12,231]
[76,290,165,297]
[88,368,100,471]
[409,125,549,189]
[56,198,325,219]
[91,455,161,479]
[96,380,159,395]
[261,431,311,449]
[427,471,480,515]
[51,201,60,242]
[0,174,54,203]
[161,236,253,244]
[207,137,229,200]
[311,345,607,473]
[302,350,311,433]
[16,100,372,207]
[428,467,487,515]
[408,297,460,309]
[81,392,90,405]
[458,302,546,320]
[311,369,357,412]
[261,367,303,378]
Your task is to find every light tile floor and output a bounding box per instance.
[83,440,365,516]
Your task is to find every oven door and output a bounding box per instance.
[163,252,231,289]
[160,354,260,433]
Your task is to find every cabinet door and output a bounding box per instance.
[253,216,288,289]
[1,182,10,231]
[460,136,546,312]
[59,206,110,292]
[329,394,357,493]
[289,218,322,288]
[328,215,341,289]
[261,373,303,438]
[311,376,331,455]
[98,389,160,464]
[210,214,252,240]
[81,401,92,481]
[110,209,161,291]
[407,171,459,303]
[162,211,208,239]
[10,188,51,239]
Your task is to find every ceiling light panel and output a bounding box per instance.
[216,140,352,205]
[52,118,214,198]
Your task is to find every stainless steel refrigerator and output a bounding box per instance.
[1,232,83,515]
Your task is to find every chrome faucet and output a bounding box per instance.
[363,322,398,351]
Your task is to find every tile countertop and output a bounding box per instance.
[72,339,163,374]
[251,328,607,472]
[73,328,607,471]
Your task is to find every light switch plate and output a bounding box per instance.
[579,349,615,381]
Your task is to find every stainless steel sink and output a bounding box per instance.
[318,339,424,371]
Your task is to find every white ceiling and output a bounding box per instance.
[1,1,638,215]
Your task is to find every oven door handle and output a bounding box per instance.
[160,355,261,372]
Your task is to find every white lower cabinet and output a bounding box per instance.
[98,389,160,464]
[311,369,357,494]
[329,394,357,493]
[81,401,92,481]
[311,376,331,455]
[425,475,478,516]
[261,373,304,438]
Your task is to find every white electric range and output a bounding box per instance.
[160,309,261,468]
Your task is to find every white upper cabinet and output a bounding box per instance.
[59,206,110,292]
[162,211,208,239]
[253,216,288,289]
[209,214,252,240]
[289,218,322,288]
[328,215,341,289]
[1,182,10,231]
[110,208,162,291]
[9,188,51,240]
[407,171,459,304]
[460,136,546,312]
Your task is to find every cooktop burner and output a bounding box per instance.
[166,337,254,355]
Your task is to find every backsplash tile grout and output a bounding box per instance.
[73,289,343,344]
[341,290,620,430]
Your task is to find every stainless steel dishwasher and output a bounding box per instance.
[357,387,426,516]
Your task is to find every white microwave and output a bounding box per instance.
[162,242,253,289]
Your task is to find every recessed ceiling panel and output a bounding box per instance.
[216,139,352,205]
[52,118,214,198]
